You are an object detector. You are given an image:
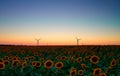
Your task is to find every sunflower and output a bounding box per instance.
[90,55,99,64]
[55,62,63,69]
[12,60,21,67]
[93,68,102,76]
[117,54,120,59]
[22,61,27,69]
[21,50,25,54]
[8,56,13,61]
[71,68,77,71]
[35,62,42,67]
[4,56,9,60]
[110,59,117,67]
[30,56,35,60]
[81,63,87,70]
[76,57,82,63]
[24,57,29,62]
[31,61,37,67]
[44,60,54,69]
[78,70,83,75]
[100,73,107,76]
[4,60,10,65]
[15,55,20,60]
[13,57,19,61]
[0,58,4,62]
[0,62,5,70]
[70,68,77,76]
[61,56,67,61]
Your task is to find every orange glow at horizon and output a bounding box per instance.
[0,36,120,45]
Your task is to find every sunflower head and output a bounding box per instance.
[71,68,77,71]
[13,57,19,61]
[31,61,37,67]
[22,61,27,69]
[90,55,99,64]
[81,63,87,70]
[78,70,83,75]
[35,62,42,67]
[0,58,3,62]
[12,60,21,67]
[55,62,63,69]
[70,68,77,76]
[93,68,102,76]
[76,57,82,63]
[117,54,120,59]
[4,56,9,60]
[4,60,10,65]
[8,56,13,61]
[0,62,5,70]
[61,56,67,61]
[24,57,29,62]
[30,56,35,60]
[100,73,107,76]
[110,59,117,67]
[44,60,54,69]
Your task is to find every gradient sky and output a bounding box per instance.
[0,0,120,45]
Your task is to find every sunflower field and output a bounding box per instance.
[0,45,120,76]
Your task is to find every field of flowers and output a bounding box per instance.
[0,45,120,76]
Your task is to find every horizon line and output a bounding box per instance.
[0,44,120,46]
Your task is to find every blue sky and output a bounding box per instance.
[0,0,120,45]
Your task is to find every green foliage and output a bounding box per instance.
[0,45,120,76]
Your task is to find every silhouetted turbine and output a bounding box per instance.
[76,37,81,45]
[35,39,40,45]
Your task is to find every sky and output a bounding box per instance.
[0,0,120,45]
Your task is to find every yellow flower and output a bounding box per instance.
[93,68,102,76]
[70,68,77,76]
[22,61,27,69]
[81,63,87,70]
[76,57,82,63]
[55,62,63,69]
[110,59,117,67]
[12,60,21,67]
[100,73,107,76]
[90,55,99,64]
[61,56,67,61]
[4,56,9,60]
[0,58,3,62]
[78,70,83,75]
[31,61,37,67]
[44,60,54,69]
[4,60,10,65]
[35,61,42,67]
[0,62,5,70]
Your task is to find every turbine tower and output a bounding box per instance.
[35,39,40,45]
[76,37,81,45]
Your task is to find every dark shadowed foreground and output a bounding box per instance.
[0,45,120,76]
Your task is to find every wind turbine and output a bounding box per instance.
[35,38,40,45]
[76,37,81,46]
